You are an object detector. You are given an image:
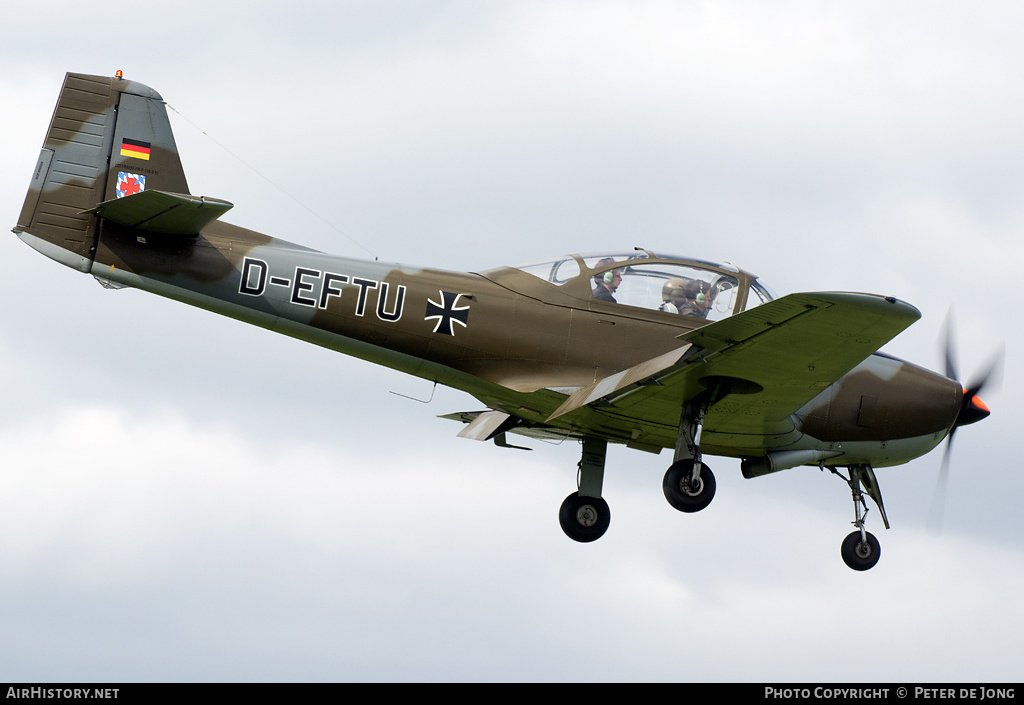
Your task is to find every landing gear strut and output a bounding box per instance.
[828,464,888,571]
[559,437,611,542]
[663,395,716,512]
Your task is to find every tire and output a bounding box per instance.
[558,492,611,543]
[663,460,716,513]
[841,530,881,571]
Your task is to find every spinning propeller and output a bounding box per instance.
[927,317,1003,533]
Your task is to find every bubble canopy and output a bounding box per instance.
[508,251,776,321]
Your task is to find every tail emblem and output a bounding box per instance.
[115,172,146,199]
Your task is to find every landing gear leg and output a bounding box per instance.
[559,437,611,543]
[663,396,716,513]
[830,464,887,571]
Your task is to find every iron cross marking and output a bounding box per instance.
[425,290,471,336]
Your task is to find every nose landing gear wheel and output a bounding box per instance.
[841,530,881,571]
[663,459,716,513]
[559,493,611,543]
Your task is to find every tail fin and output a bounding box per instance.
[14,72,190,271]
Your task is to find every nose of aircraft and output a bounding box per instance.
[942,317,1001,431]
[955,389,991,428]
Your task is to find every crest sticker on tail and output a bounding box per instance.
[115,172,146,198]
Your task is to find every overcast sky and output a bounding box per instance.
[1,0,1021,682]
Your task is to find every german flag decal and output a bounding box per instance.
[119,138,151,160]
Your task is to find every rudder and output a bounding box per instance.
[14,72,190,271]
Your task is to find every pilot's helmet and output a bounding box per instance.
[662,278,688,305]
[685,279,708,305]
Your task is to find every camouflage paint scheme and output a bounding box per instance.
[13,73,980,568]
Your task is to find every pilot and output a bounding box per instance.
[592,258,623,303]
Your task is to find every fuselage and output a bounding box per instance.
[19,219,963,470]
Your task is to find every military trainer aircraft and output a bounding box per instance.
[14,72,996,571]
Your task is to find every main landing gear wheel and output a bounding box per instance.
[559,493,611,543]
[841,530,881,571]
[663,459,716,513]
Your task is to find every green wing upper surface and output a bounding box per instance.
[550,292,921,442]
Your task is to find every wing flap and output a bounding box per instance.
[441,409,582,443]
[456,410,513,441]
[82,189,233,235]
[547,344,693,420]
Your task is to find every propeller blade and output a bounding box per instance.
[943,314,959,383]
[965,345,1004,399]
[927,429,955,534]
[930,314,1001,533]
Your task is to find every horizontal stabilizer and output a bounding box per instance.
[82,190,233,235]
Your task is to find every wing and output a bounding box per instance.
[548,292,921,440]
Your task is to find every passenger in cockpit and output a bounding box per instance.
[680,280,711,318]
[659,278,688,314]
[660,279,709,318]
